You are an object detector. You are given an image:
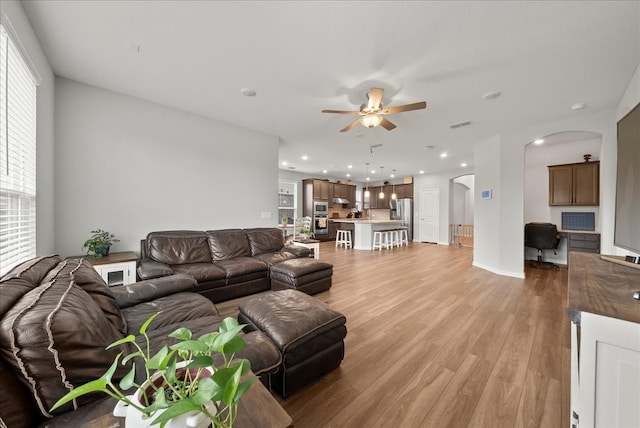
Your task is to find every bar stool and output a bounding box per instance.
[397,227,409,246]
[373,230,392,250]
[387,229,401,247]
[335,229,352,248]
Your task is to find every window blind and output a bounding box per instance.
[0,23,37,275]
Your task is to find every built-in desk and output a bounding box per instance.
[567,252,640,427]
[559,229,600,254]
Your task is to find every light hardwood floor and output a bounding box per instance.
[217,242,571,428]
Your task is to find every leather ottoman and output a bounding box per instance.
[238,289,347,398]
[270,258,333,295]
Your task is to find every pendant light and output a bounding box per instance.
[378,166,385,199]
[364,163,370,198]
[391,169,397,199]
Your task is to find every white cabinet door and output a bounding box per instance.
[579,312,640,428]
[94,261,136,287]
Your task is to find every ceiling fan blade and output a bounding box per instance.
[340,118,362,132]
[322,109,363,115]
[381,101,427,115]
[366,87,384,111]
[380,117,397,131]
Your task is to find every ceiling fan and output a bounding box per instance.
[322,87,427,132]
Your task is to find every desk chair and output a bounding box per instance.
[524,222,561,269]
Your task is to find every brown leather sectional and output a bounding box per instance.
[0,255,282,428]
[137,228,311,302]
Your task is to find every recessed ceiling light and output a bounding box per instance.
[571,103,586,111]
[461,162,467,167]
[440,152,448,158]
[322,169,327,174]
[483,91,501,100]
[346,173,351,177]
[390,173,395,178]
[240,88,257,97]
[419,170,425,174]
[281,161,287,166]
[301,155,308,160]
[534,139,544,145]
[347,165,353,169]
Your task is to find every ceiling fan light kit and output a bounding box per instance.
[361,114,382,128]
[323,87,427,132]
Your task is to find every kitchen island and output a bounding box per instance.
[333,219,406,250]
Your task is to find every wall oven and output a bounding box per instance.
[314,215,329,235]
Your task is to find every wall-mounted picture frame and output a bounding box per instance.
[481,189,492,200]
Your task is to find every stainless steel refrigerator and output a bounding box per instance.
[390,198,413,241]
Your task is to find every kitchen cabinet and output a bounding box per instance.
[333,183,347,198]
[565,231,600,254]
[403,183,414,198]
[347,185,356,208]
[312,179,330,201]
[568,253,640,428]
[548,161,599,206]
[328,220,338,240]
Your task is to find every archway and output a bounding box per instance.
[450,174,475,246]
[524,130,602,265]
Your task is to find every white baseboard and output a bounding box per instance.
[472,261,525,279]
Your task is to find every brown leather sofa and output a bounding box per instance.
[0,255,282,428]
[137,228,310,302]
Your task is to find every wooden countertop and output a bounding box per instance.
[67,251,137,265]
[568,252,640,324]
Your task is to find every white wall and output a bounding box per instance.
[473,109,618,277]
[55,78,279,256]
[414,167,474,245]
[2,1,56,254]
[524,136,602,265]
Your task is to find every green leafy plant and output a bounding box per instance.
[83,229,120,257]
[50,313,256,428]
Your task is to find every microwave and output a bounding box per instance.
[314,201,328,214]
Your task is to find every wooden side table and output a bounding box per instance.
[70,251,137,286]
[85,378,293,428]
[292,239,320,259]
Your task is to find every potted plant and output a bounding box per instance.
[83,229,120,258]
[50,313,256,428]
[299,227,311,240]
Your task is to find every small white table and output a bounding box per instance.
[71,251,137,286]
[292,239,320,259]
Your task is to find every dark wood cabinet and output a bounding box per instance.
[328,220,338,240]
[565,231,601,254]
[347,185,356,208]
[313,180,330,201]
[548,161,599,206]
[333,183,346,198]
[403,183,414,198]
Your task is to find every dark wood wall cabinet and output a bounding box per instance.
[548,161,599,206]
[303,179,357,210]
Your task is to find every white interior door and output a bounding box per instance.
[419,189,439,243]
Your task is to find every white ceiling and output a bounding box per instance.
[21,0,640,182]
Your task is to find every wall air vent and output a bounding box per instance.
[449,120,472,129]
[288,166,296,170]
